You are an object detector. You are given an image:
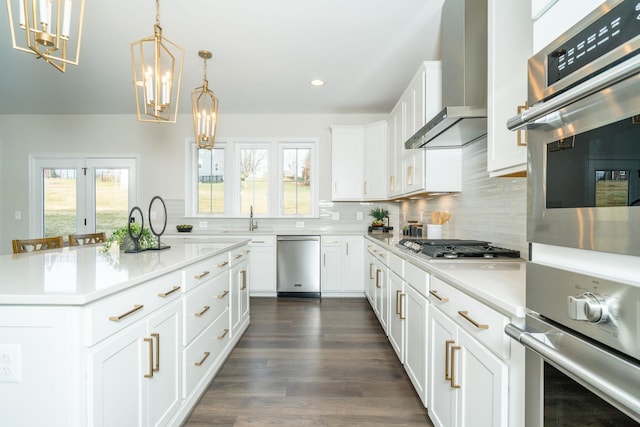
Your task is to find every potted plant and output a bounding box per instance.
[102,223,157,252]
[369,207,389,227]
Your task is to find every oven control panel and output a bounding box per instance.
[568,292,609,324]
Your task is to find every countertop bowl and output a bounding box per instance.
[176,225,193,232]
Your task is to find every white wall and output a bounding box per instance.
[0,113,385,254]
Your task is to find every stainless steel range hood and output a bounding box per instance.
[406,0,487,149]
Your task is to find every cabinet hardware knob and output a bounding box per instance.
[144,337,154,378]
[217,290,229,299]
[108,304,144,322]
[194,271,210,279]
[151,333,160,372]
[217,261,229,268]
[158,285,181,298]
[194,306,210,317]
[450,345,461,389]
[241,270,247,290]
[194,351,210,367]
[399,293,406,320]
[445,339,455,381]
[217,328,229,340]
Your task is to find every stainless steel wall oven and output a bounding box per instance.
[507,1,640,425]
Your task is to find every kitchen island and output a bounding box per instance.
[0,237,251,427]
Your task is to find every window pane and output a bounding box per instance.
[283,148,311,215]
[240,148,269,214]
[198,148,225,214]
[595,170,629,207]
[43,168,76,237]
[95,168,130,233]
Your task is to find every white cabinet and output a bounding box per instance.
[487,0,532,177]
[365,245,378,308]
[244,236,276,296]
[373,256,389,333]
[387,103,403,198]
[321,235,365,296]
[388,270,406,363]
[89,300,182,427]
[331,126,364,200]
[429,307,508,427]
[404,274,429,407]
[331,123,387,201]
[230,248,250,338]
[532,0,606,53]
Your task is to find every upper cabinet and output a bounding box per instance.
[486,0,532,177]
[331,121,387,201]
[387,102,403,198]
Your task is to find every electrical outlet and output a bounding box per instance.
[199,221,208,228]
[331,212,340,221]
[0,344,21,383]
[296,221,304,228]
[356,211,363,221]
[14,211,21,220]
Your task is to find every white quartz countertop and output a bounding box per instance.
[365,234,526,318]
[0,237,249,306]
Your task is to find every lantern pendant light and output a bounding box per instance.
[192,50,219,150]
[130,0,184,123]
[5,0,86,72]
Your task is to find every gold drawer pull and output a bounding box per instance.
[194,271,210,279]
[375,269,381,289]
[252,240,265,243]
[217,290,229,299]
[241,270,247,290]
[243,250,250,255]
[395,290,401,314]
[450,345,461,389]
[399,293,406,320]
[516,102,528,146]
[217,261,229,268]
[108,304,143,321]
[144,337,154,378]
[429,290,449,303]
[194,351,210,367]
[217,328,229,340]
[233,254,243,259]
[151,333,160,372]
[458,310,489,329]
[194,306,210,317]
[158,285,181,298]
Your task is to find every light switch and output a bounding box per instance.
[199,221,208,228]
[356,211,363,221]
[14,211,21,220]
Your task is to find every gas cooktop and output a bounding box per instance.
[398,239,521,259]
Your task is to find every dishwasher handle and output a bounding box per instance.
[277,235,320,242]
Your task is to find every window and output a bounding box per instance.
[186,139,317,218]
[31,157,138,238]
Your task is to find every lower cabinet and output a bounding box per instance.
[321,235,364,296]
[89,300,182,427]
[429,307,508,427]
[404,283,429,406]
[373,257,389,333]
[230,255,250,338]
[388,270,406,362]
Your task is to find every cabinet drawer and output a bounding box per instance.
[229,246,250,267]
[389,252,403,277]
[248,235,275,246]
[404,261,429,298]
[372,247,389,266]
[183,310,230,398]
[183,272,229,345]
[429,276,510,359]
[321,236,342,247]
[183,252,229,292]
[85,271,183,346]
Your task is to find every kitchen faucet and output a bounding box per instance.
[249,205,257,231]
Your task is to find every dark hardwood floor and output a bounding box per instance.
[183,297,434,426]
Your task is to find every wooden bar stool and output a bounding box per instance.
[68,232,107,246]
[12,236,65,254]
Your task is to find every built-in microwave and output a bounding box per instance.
[509,0,640,257]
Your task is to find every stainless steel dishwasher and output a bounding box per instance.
[276,235,320,297]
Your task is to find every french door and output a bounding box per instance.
[30,156,138,238]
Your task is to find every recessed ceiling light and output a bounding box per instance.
[310,79,325,86]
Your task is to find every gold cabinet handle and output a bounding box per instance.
[241,270,247,290]
[217,328,229,340]
[243,250,250,255]
[194,271,210,279]
[458,310,489,330]
[363,181,367,195]
[429,290,449,303]
[194,351,210,367]
[445,339,455,381]
[395,290,401,314]
[194,306,210,317]
[399,293,406,320]
[233,254,242,259]
[144,337,154,378]
[217,261,229,268]
[346,243,349,256]
[369,263,374,280]
[252,240,265,244]
[108,304,143,321]
[406,165,413,186]
[323,253,326,267]
[376,269,381,289]
[158,285,181,298]
[151,333,160,372]
[517,102,528,146]
[450,345,461,389]
[217,290,229,299]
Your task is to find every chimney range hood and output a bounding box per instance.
[406,0,487,149]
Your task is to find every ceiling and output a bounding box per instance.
[0,0,445,115]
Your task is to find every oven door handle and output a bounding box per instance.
[507,53,640,131]
[506,322,640,421]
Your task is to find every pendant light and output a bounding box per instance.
[192,50,219,150]
[130,0,184,123]
[5,0,86,72]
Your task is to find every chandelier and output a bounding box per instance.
[192,50,219,150]
[5,0,86,72]
[130,0,184,123]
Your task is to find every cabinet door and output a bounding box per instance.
[321,239,343,293]
[344,236,364,292]
[487,0,532,177]
[365,251,377,307]
[363,121,388,200]
[404,284,428,406]
[373,261,389,333]
[147,301,182,427]
[230,263,245,337]
[388,272,405,363]
[387,107,401,197]
[89,322,148,427]
[240,261,250,322]
[331,126,364,201]
[429,307,458,427]
[247,245,275,294]
[456,329,509,427]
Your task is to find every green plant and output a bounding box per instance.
[102,223,156,251]
[369,207,389,226]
